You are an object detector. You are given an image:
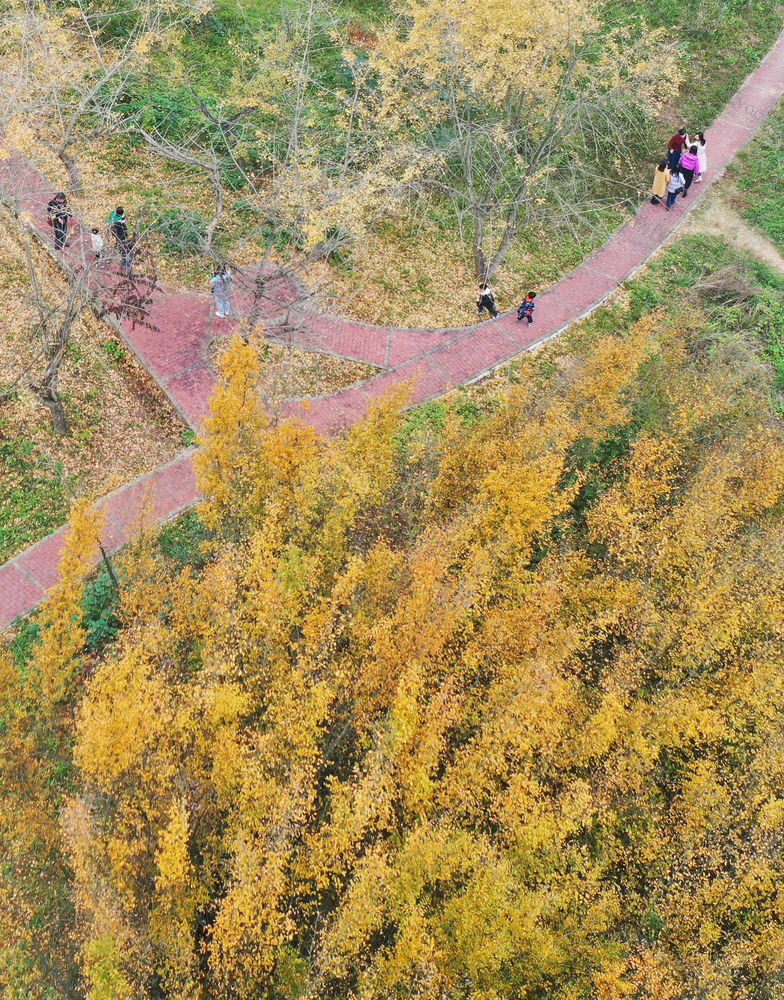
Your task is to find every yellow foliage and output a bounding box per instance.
[14,283,784,999]
[195,335,268,534]
[30,498,102,706]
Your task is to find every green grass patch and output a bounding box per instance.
[0,434,72,563]
[157,509,211,570]
[729,97,784,251]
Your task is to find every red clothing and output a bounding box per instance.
[668,132,686,153]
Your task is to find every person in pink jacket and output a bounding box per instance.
[678,145,700,198]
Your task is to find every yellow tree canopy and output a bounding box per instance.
[43,280,784,1000]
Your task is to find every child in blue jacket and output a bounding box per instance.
[516,292,536,325]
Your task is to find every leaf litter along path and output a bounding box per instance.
[2,26,784,631]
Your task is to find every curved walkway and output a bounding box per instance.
[2,29,784,630]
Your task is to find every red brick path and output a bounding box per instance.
[2,26,784,629]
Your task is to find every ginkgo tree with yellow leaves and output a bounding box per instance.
[365,0,678,279]
[36,237,784,1000]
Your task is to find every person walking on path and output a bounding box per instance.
[667,128,689,169]
[211,265,233,318]
[651,159,671,205]
[666,167,685,210]
[695,132,708,181]
[517,292,537,325]
[46,192,72,251]
[678,145,700,197]
[477,282,499,318]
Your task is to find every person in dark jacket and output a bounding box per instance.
[667,128,688,170]
[118,232,140,276]
[47,192,72,251]
[516,291,537,325]
[477,283,499,318]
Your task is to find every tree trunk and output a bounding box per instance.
[203,168,223,253]
[472,209,488,281]
[473,245,487,282]
[98,542,120,591]
[35,342,70,435]
[35,385,69,435]
[58,147,83,198]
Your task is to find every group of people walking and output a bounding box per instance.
[652,128,708,210]
[473,127,710,322]
[45,124,712,333]
[477,284,538,326]
[46,194,138,274]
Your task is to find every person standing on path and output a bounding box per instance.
[108,206,128,245]
[678,145,699,197]
[477,282,499,318]
[517,292,537,325]
[90,227,108,267]
[211,265,233,318]
[667,128,689,169]
[46,192,72,251]
[651,158,671,205]
[119,232,139,276]
[666,167,685,210]
[695,132,708,181]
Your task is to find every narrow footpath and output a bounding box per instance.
[2,28,784,629]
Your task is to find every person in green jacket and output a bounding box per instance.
[108,206,128,244]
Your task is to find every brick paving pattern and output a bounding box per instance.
[1,25,784,629]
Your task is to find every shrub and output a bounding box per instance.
[143,206,207,255]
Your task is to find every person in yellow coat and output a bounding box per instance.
[651,158,671,206]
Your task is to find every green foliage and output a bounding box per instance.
[81,568,121,653]
[8,619,41,677]
[731,97,784,251]
[626,275,661,320]
[142,205,208,255]
[0,434,71,563]
[395,399,445,453]
[156,509,209,570]
[566,421,639,518]
[101,340,126,363]
[260,222,305,254]
[84,935,132,1000]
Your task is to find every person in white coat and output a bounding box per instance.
[90,227,108,267]
[210,266,233,318]
[666,168,685,210]
[695,132,708,182]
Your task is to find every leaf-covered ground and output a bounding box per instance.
[207,333,379,401]
[0,204,183,563]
